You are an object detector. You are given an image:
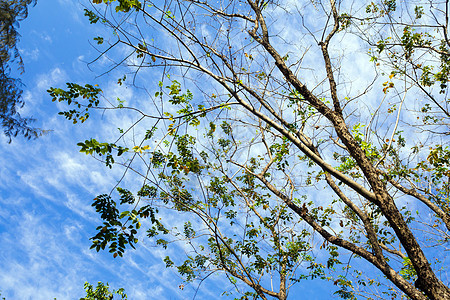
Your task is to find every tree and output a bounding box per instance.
[80,282,127,300]
[0,0,41,142]
[50,0,450,299]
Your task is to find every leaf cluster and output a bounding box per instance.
[48,83,102,124]
[0,0,42,141]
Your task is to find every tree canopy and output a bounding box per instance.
[51,0,450,299]
[0,0,41,141]
[80,282,128,300]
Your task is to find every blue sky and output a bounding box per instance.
[0,1,343,299]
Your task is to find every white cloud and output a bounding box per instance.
[20,47,40,61]
[41,33,52,43]
[0,211,84,299]
[36,67,67,90]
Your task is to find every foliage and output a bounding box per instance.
[53,0,450,299]
[0,0,42,142]
[48,83,102,124]
[80,281,127,300]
